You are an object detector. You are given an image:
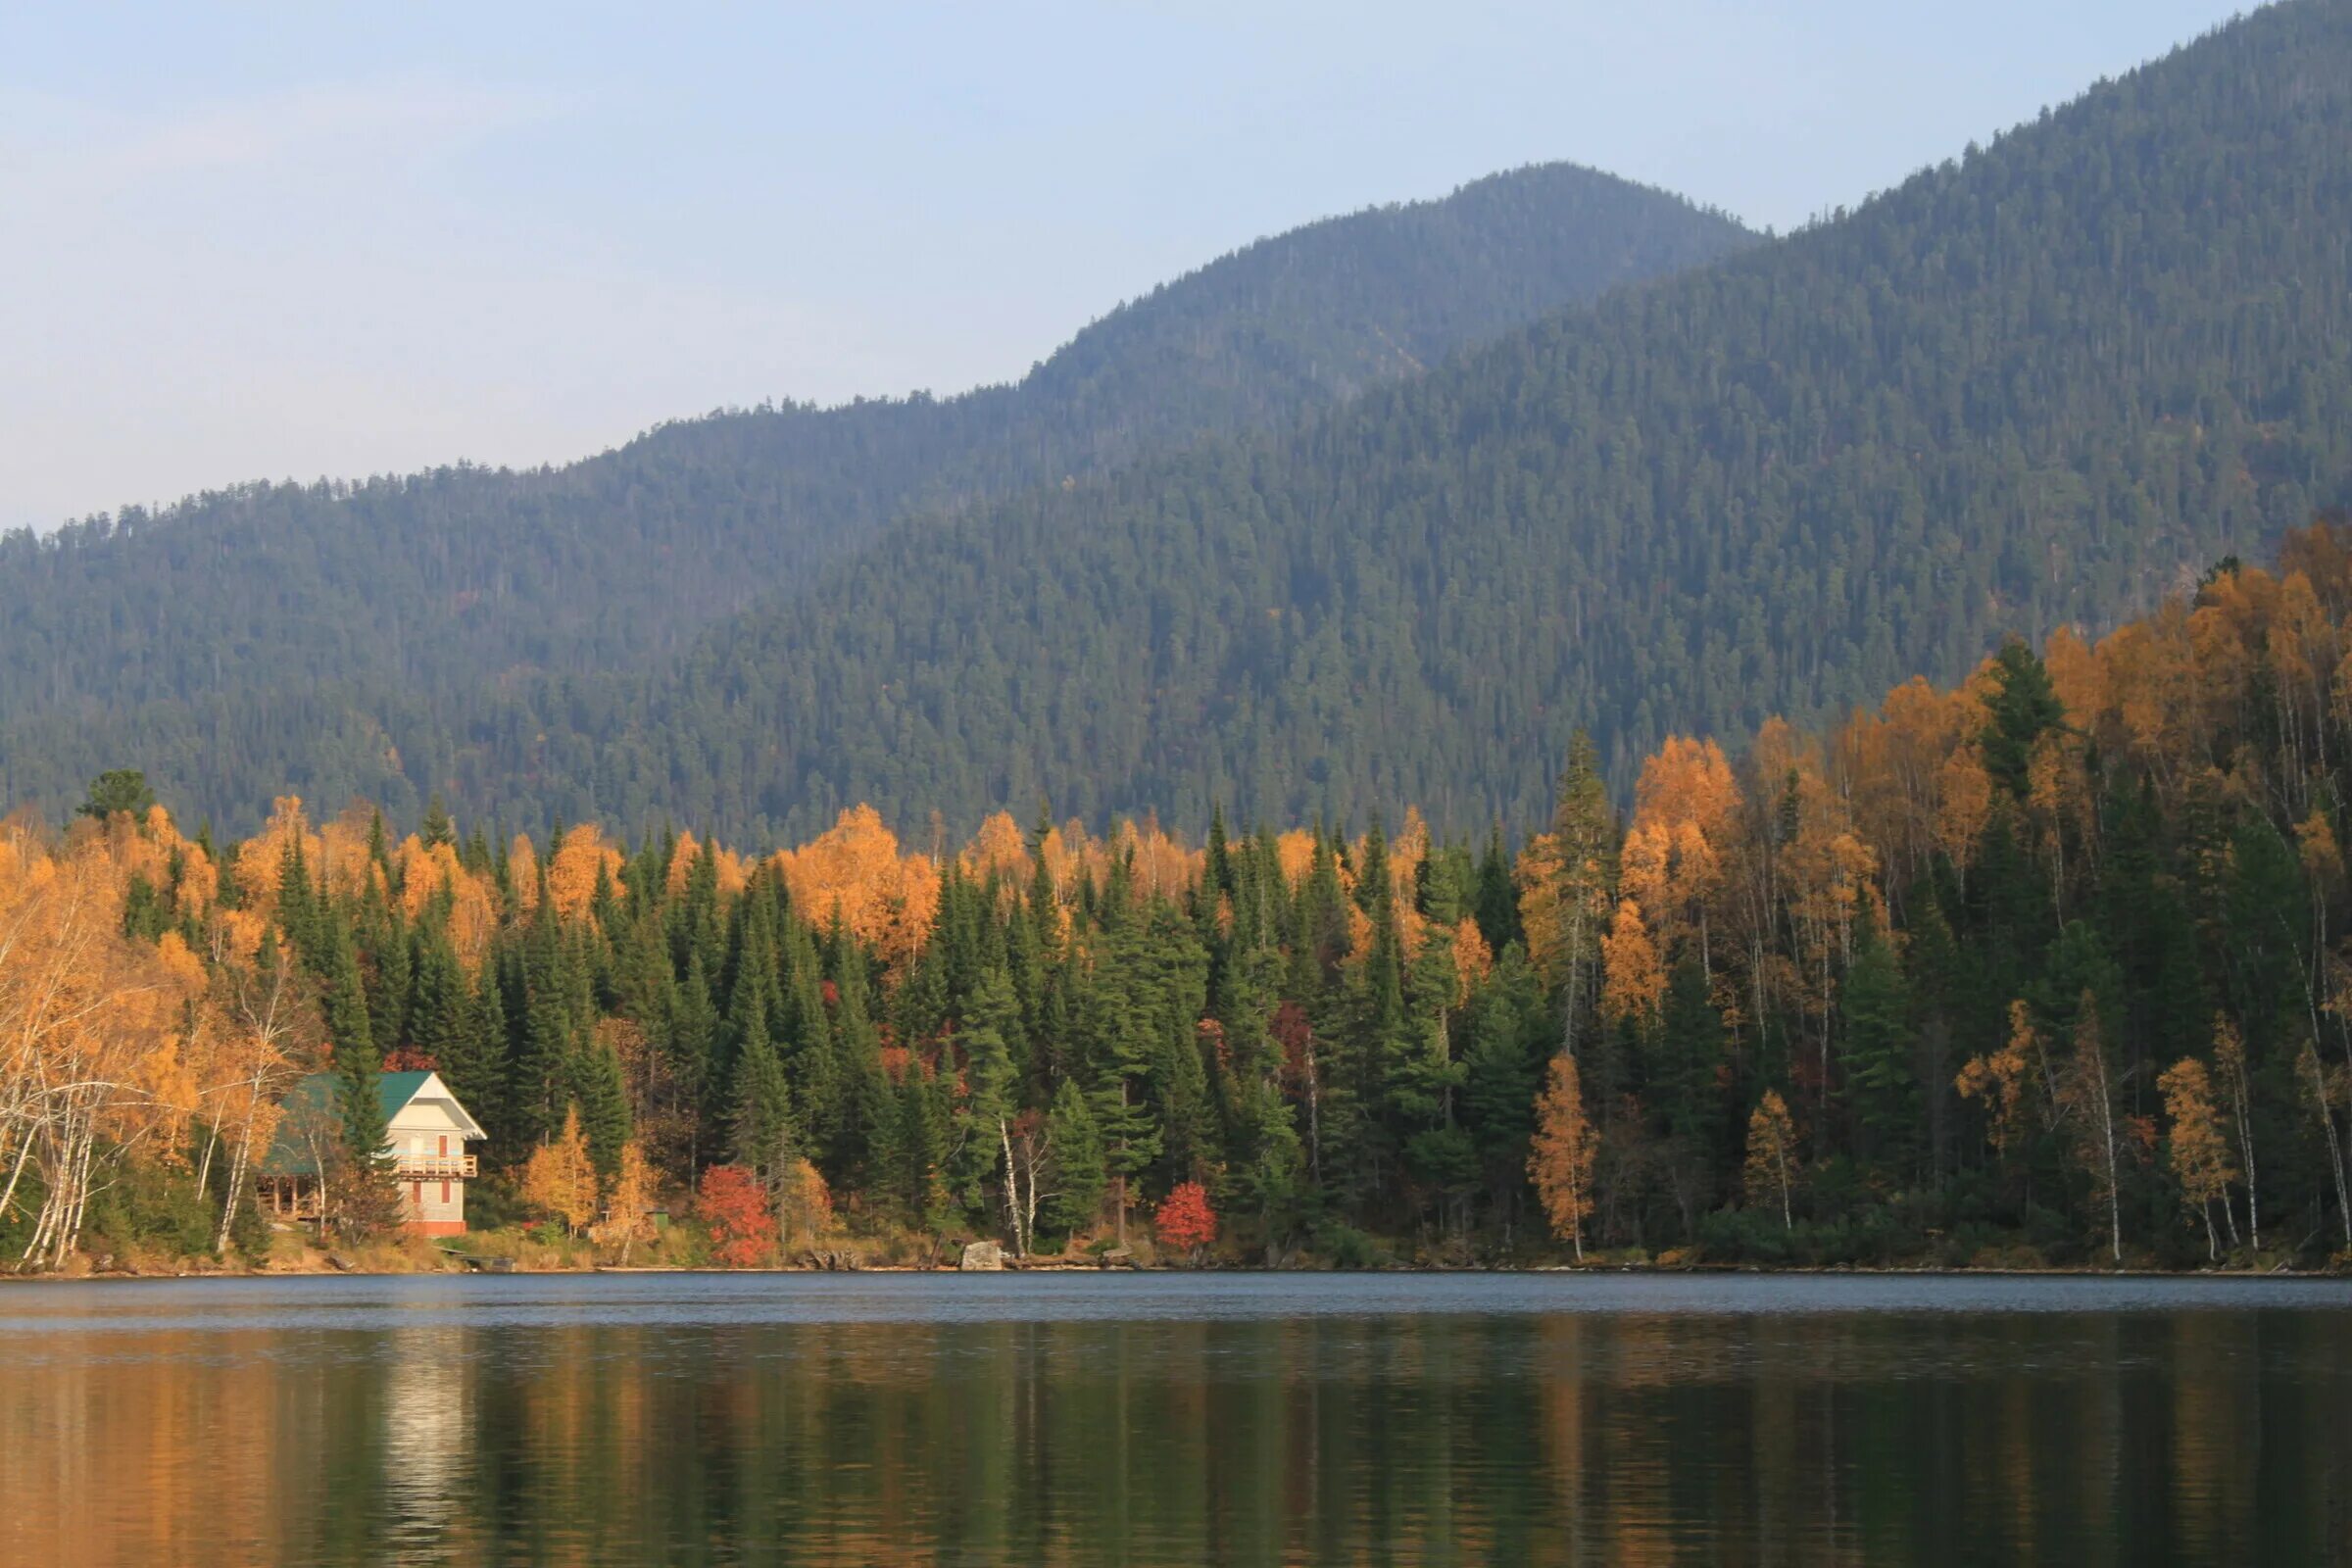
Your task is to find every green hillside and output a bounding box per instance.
[0,164,1748,831]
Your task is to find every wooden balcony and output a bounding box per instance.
[389,1153,477,1179]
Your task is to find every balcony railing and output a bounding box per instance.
[390,1153,477,1179]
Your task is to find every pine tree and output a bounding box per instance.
[456,957,511,1150]
[407,917,467,1074]
[1044,1077,1106,1242]
[323,925,385,1164]
[1464,945,1545,1217]
[1980,639,2066,800]
[1839,903,1917,1179]
[1519,733,1616,1056]
[577,1039,633,1179]
[727,998,794,1179]
[953,967,1022,1225]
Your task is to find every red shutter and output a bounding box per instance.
[440,1181,451,1203]
[438,1135,449,1157]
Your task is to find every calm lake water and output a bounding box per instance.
[3,1272,2350,1566]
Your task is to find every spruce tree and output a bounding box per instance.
[323,926,386,1164]
[1044,1077,1106,1241]
[727,992,794,1175]
[1839,902,1918,1179]
[577,1040,634,1179]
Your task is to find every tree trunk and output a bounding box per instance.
[2229,1053,2260,1251]
[2306,1048,2352,1250]
[998,1116,1026,1258]
[2089,1044,2121,1265]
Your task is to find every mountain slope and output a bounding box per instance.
[0,165,1751,829]
[458,0,2352,842]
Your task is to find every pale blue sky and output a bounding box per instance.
[1,1,2247,529]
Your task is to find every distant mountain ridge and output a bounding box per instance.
[0,162,1752,830]
[418,0,2352,843]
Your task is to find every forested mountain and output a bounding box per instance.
[0,165,1749,832]
[420,0,2351,845]
[12,3,2352,853]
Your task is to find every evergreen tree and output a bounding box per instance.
[577,1040,633,1179]
[323,926,385,1163]
[727,996,794,1180]
[1044,1077,1107,1241]
[1839,902,1918,1179]
[1980,640,2066,800]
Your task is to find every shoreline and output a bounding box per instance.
[6,1259,2336,1285]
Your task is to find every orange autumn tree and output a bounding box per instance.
[1621,735,1740,967]
[1518,734,1616,1054]
[1117,813,1202,905]
[775,1157,835,1249]
[394,835,499,964]
[229,796,322,936]
[521,1108,598,1238]
[1598,898,1665,1026]
[1956,1002,2043,1162]
[959,811,1033,892]
[2158,1058,2237,1259]
[589,1140,659,1262]
[0,818,211,1268]
[546,823,624,923]
[199,941,316,1255]
[1742,1090,1799,1231]
[1742,717,1880,1085]
[772,805,941,974]
[1529,1054,1598,1260]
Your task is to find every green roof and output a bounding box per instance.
[258,1073,337,1177]
[376,1070,433,1120]
[258,1070,439,1177]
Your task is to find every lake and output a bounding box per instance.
[2,1271,2349,1565]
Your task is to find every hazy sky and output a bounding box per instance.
[2,1,2247,530]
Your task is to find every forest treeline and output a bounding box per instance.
[0,165,1747,836]
[16,521,2352,1271]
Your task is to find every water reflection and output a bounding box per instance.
[383,1328,467,1545]
[0,1275,2346,1565]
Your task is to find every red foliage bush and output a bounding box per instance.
[696,1164,778,1268]
[1153,1181,1217,1255]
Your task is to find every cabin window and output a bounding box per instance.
[438,1135,449,1157]
[440,1181,451,1203]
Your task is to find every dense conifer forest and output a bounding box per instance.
[0,165,1748,834]
[15,522,2352,1273]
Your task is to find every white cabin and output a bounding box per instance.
[382,1071,487,1236]
[258,1069,488,1236]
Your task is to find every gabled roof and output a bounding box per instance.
[258,1069,486,1176]
[386,1069,487,1141]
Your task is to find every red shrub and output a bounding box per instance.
[1153,1181,1217,1256]
[696,1165,778,1268]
